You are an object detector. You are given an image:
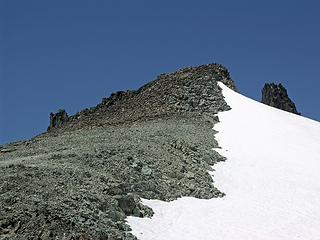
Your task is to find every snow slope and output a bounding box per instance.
[127,82,320,240]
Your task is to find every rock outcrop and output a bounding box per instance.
[47,63,236,131]
[261,83,300,115]
[48,109,69,130]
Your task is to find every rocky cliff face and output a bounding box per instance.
[261,83,300,115]
[0,63,234,240]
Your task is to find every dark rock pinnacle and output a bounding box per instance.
[261,83,300,115]
[48,109,69,130]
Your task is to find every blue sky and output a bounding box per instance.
[1,0,320,144]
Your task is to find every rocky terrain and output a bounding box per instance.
[261,83,300,115]
[0,64,234,240]
[47,64,236,131]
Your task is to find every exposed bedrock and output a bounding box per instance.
[261,83,300,115]
[47,63,236,132]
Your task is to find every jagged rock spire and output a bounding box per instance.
[48,109,69,131]
[261,83,300,115]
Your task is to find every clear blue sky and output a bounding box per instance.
[1,0,319,144]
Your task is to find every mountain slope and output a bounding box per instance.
[0,64,233,240]
[128,82,320,240]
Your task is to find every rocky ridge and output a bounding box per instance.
[47,64,236,132]
[0,64,235,240]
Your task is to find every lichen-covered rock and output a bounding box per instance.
[261,83,300,115]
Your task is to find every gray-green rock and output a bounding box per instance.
[0,63,234,239]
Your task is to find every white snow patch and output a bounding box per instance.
[127,82,320,240]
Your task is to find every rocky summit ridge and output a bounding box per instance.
[47,63,236,132]
[0,63,235,240]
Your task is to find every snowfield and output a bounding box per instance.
[127,82,320,240]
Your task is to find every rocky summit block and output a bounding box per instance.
[261,83,300,115]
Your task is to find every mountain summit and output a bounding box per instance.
[1,64,319,240]
[1,64,235,240]
[47,64,236,131]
